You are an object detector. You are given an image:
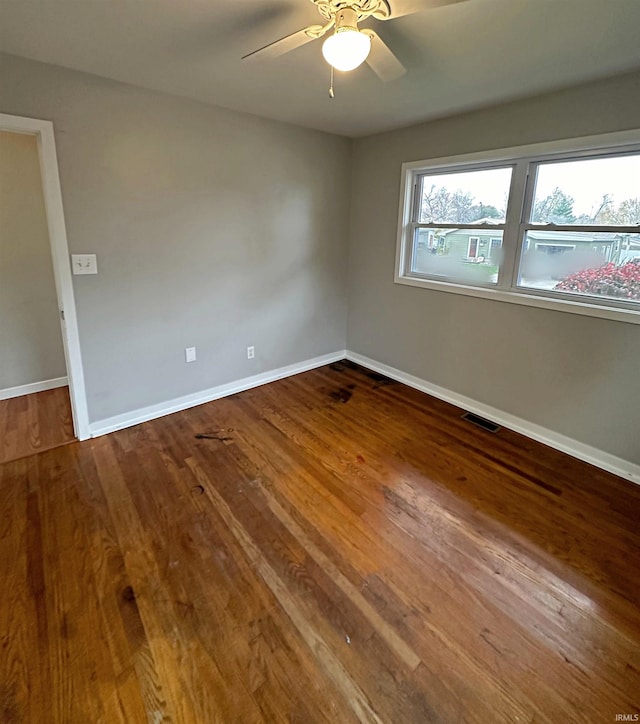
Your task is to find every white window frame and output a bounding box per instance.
[395,129,640,325]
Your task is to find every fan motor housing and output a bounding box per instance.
[312,0,392,24]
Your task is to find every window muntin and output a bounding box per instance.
[398,138,640,321]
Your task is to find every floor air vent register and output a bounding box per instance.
[461,412,501,433]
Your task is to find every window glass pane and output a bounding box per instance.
[518,231,640,302]
[412,228,503,284]
[418,167,512,224]
[531,153,640,226]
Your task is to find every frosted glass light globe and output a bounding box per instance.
[322,29,371,72]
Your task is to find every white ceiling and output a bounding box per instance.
[1,0,640,137]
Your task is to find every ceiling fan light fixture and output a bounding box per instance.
[322,28,371,71]
[321,6,372,73]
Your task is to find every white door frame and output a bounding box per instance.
[1,112,90,440]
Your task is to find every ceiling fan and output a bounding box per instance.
[242,0,466,86]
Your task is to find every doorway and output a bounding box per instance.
[0,113,89,456]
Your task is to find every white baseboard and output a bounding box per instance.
[87,346,639,486]
[89,350,347,438]
[345,351,640,486]
[0,376,68,401]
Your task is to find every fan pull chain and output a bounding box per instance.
[329,65,335,98]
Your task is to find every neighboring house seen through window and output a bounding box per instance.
[396,131,640,324]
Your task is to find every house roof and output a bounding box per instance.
[527,230,617,242]
[439,228,640,242]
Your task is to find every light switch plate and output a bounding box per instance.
[71,254,98,275]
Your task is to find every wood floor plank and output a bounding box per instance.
[0,387,75,465]
[1,362,639,722]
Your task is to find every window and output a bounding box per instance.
[396,130,640,324]
[488,238,502,260]
[407,166,510,286]
[534,243,576,254]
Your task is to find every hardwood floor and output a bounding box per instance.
[0,386,75,465]
[1,361,639,722]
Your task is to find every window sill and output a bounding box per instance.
[394,273,640,325]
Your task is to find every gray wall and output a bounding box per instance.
[0,130,66,390]
[0,53,351,421]
[348,70,640,466]
[1,51,638,468]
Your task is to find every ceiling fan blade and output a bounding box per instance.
[364,31,406,82]
[387,0,468,20]
[242,25,322,61]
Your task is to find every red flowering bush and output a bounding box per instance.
[555,260,640,300]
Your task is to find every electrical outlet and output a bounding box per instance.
[71,254,98,275]
[247,346,255,360]
[185,347,196,363]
